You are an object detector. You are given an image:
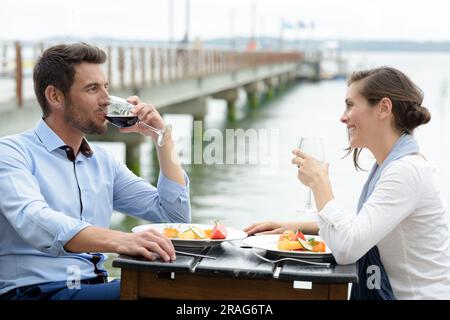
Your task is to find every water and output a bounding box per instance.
[183,56,448,225]
[97,51,450,276]
[102,50,450,227]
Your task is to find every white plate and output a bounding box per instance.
[132,223,248,248]
[242,234,333,259]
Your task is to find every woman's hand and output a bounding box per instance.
[291,149,329,188]
[244,221,320,235]
[244,221,304,236]
[291,149,335,211]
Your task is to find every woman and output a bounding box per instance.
[245,67,450,300]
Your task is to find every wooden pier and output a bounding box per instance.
[0,40,321,174]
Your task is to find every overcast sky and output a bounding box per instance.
[1,0,450,42]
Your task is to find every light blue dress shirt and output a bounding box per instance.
[0,119,191,295]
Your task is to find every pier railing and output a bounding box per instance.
[0,41,304,107]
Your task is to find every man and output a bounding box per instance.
[0,43,191,300]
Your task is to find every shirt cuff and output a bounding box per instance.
[55,220,92,256]
[318,199,343,229]
[156,170,190,204]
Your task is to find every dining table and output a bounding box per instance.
[112,239,358,300]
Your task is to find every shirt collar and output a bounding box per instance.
[34,118,94,159]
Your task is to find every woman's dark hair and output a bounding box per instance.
[33,42,106,117]
[345,66,431,170]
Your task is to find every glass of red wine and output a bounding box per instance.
[105,95,172,146]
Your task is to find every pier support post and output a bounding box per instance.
[160,97,207,122]
[126,141,141,176]
[226,100,236,121]
[244,82,262,109]
[1,43,7,78]
[211,89,239,121]
[118,47,125,89]
[310,61,321,82]
[86,128,146,176]
[278,74,290,92]
[15,42,23,107]
[287,71,297,83]
[156,98,208,165]
[264,77,279,100]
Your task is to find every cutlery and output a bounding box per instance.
[251,250,331,267]
[175,250,216,260]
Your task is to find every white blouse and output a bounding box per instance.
[318,154,450,300]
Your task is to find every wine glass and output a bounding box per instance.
[297,137,325,213]
[105,95,172,147]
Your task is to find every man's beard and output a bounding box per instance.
[64,99,107,135]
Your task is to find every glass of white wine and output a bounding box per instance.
[297,137,325,213]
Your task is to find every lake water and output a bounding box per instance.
[95,51,450,276]
[100,51,450,223]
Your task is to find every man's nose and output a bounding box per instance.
[99,89,110,106]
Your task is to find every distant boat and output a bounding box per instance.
[319,41,348,80]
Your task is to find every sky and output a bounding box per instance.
[1,0,450,42]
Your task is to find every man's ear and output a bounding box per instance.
[378,97,393,120]
[44,85,64,111]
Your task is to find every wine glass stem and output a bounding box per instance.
[138,121,162,134]
[306,188,312,210]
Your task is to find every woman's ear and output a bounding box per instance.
[378,97,393,120]
[44,85,64,112]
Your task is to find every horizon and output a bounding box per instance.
[5,36,450,45]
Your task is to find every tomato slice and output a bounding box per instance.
[295,229,306,241]
[210,223,227,239]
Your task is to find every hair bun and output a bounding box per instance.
[406,104,431,129]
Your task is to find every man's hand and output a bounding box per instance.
[116,95,185,186]
[118,96,166,141]
[112,228,176,262]
[65,226,176,262]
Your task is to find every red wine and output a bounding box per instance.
[105,115,139,128]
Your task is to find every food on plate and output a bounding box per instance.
[209,221,227,239]
[277,230,326,252]
[163,227,179,238]
[163,223,228,240]
[188,225,207,239]
[178,229,197,239]
[203,229,213,238]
